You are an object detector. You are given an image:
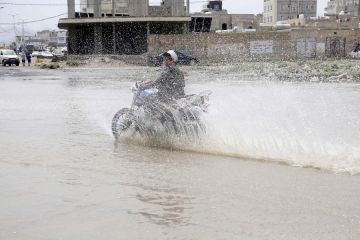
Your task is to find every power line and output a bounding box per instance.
[0,28,13,34]
[0,2,67,6]
[0,1,207,6]
[0,13,66,25]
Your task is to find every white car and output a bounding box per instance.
[33,51,53,59]
[0,49,20,66]
[31,51,40,57]
[40,51,53,58]
[53,48,65,57]
[349,50,360,59]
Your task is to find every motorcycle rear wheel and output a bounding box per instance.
[112,108,133,139]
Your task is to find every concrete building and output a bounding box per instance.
[16,36,46,51]
[325,0,360,17]
[15,30,67,50]
[56,31,67,47]
[80,0,129,14]
[59,0,189,55]
[36,30,67,47]
[263,0,317,26]
[191,0,259,32]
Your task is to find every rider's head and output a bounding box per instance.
[162,50,178,66]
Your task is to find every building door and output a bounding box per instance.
[325,37,346,58]
[296,38,316,58]
[222,23,227,30]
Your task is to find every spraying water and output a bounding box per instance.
[119,78,360,175]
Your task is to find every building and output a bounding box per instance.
[56,31,67,47]
[325,0,360,17]
[80,0,143,15]
[15,36,46,51]
[191,0,260,32]
[35,30,68,48]
[263,0,317,26]
[59,0,190,55]
[37,30,57,47]
[15,30,67,50]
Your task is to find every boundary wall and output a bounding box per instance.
[148,29,360,63]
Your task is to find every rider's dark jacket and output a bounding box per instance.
[150,65,185,102]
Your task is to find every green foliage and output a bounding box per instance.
[66,60,79,66]
[40,63,60,69]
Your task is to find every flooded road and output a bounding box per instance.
[1,65,360,239]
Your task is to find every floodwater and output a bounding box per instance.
[1,65,360,239]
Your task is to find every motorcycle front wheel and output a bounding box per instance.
[112,108,133,139]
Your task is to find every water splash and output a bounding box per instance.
[121,81,360,175]
[194,81,360,174]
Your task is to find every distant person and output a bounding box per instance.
[26,51,32,66]
[20,51,26,66]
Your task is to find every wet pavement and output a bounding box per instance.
[0,65,360,240]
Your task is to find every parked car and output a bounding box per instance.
[61,47,68,53]
[31,51,40,57]
[0,49,20,66]
[52,48,67,61]
[349,50,360,59]
[33,51,53,59]
[349,43,360,59]
[148,51,199,66]
[39,51,54,59]
[52,48,65,57]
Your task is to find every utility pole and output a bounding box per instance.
[8,14,18,42]
[186,0,190,16]
[17,19,28,51]
[21,20,24,46]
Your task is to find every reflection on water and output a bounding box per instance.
[113,142,194,226]
[132,188,190,226]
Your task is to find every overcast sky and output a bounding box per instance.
[0,0,328,44]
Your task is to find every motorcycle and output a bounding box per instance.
[111,82,211,139]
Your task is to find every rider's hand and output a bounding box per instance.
[140,80,151,87]
[182,70,189,76]
[137,80,151,89]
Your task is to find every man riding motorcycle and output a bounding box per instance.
[111,50,210,138]
[138,50,185,131]
[140,50,185,102]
